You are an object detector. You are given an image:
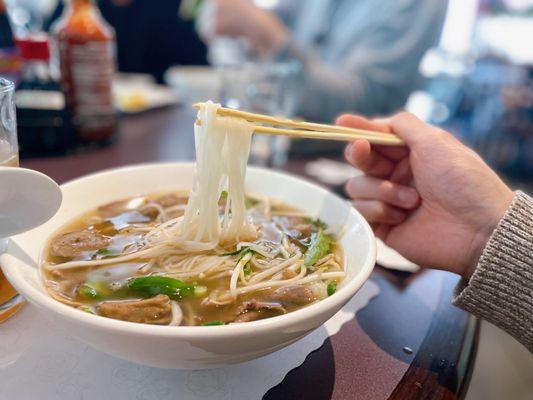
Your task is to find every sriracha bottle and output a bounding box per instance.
[52,0,117,143]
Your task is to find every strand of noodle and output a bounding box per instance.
[160,255,189,270]
[235,264,307,295]
[315,254,335,267]
[169,301,183,326]
[272,264,300,280]
[45,286,81,307]
[319,261,342,271]
[238,255,254,285]
[249,259,302,285]
[166,257,228,279]
[280,236,290,259]
[263,260,303,282]
[292,271,345,286]
[237,270,344,296]
[45,243,169,270]
[236,242,275,258]
[249,255,277,270]
[140,203,166,221]
[181,302,195,325]
[247,252,301,284]
[229,252,253,299]
[143,220,182,245]
[165,254,202,271]
[138,259,155,274]
[208,289,233,305]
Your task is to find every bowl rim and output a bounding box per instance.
[2,162,376,338]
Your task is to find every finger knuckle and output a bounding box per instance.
[372,202,387,219]
[377,180,396,202]
[394,111,415,123]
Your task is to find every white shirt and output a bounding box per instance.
[273,0,448,121]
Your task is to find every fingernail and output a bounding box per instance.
[398,188,418,206]
[344,143,353,160]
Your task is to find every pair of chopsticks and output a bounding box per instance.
[193,103,404,146]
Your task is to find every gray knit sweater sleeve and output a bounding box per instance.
[453,191,532,351]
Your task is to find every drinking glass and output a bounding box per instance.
[0,78,24,322]
[219,61,300,167]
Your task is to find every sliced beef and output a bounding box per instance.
[270,285,315,305]
[232,300,286,323]
[233,311,261,323]
[98,294,172,325]
[50,230,110,258]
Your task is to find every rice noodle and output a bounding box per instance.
[230,251,253,299]
[247,252,301,285]
[169,301,183,326]
[180,101,256,248]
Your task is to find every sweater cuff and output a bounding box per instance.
[453,191,533,351]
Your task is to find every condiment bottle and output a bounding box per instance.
[15,35,75,156]
[51,0,117,143]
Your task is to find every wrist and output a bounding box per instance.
[466,188,515,278]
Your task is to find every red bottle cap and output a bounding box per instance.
[15,34,50,61]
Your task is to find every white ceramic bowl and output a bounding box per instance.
[1,162,375,369]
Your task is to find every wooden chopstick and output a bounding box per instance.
[253,125,404,146]
[193,103,405,146]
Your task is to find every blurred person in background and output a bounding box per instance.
[45,0,208,83]
[199,0,448,122]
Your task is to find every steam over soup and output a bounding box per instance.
[41,102,345,326]
[42,192,344,325]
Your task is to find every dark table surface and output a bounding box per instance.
[22,106,479,400]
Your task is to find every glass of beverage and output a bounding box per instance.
[218,61,300,167]
[0,77,24,322]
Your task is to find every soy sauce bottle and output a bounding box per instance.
[15,35,74,156]
[51,0,117,144]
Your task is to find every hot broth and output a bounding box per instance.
[42,192,344,326]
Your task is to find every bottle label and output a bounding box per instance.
[15,90,65,110]
[59,41,115,119]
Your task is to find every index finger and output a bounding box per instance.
[336,114,409,161]
[336,114,392,133]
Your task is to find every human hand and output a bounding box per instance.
[338,112,514,277]
[207,0,289,56]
